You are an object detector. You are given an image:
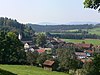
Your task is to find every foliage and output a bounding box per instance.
[92,53,100,74]
[84,0,100,11]
[80,53,100,75]
[28,24,93,32]
[26,50,38,65]
[37,52,53,66]
[0,17,35,41]
[36,33,46,47]
[0,65,69,75]
[57,45,79,73]
[0,17,24,32]
[80,62,94,75]
[50,33,100,39]
[0,31,26,64]
[62,39,100,45]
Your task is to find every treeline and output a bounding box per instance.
[27,24,93,32]
[50,33,100,39]
[0,17,24,32]
[0,17,35,40]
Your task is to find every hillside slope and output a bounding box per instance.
[0,65,68,75]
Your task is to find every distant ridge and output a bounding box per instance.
[37,21,100,25]
[66,22,99,25]
[27,24,94,32]
[38,22,59,25]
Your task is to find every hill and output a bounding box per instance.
[27,24,93,32]
[0,17,35,40]
[0,65,68,75]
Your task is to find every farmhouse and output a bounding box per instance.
[75,43,93,49]
[43,60,55,71]
[75,52,87,59]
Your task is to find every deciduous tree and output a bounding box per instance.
[84,0,100,11]
[36,33,46,47]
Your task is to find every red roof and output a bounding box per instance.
[43,60,54,66]
[75,43,91,48]
[86,50,94,54]
[37,49,45,53]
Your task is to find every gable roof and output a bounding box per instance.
[75,52,87,56]
[85,50,94,54]
[37,48,45,53]
[81,58,92,63]
[75,43,91,48]
[43,60,54,66]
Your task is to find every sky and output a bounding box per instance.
[0,0,100,24]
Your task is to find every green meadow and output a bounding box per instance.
[0,65,68,75]
[62,39,100,45]
[88,28,100,35]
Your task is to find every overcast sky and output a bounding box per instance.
[0,0,100,24]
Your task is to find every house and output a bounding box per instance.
[75,43,93,49]
[80,58,92,63]
[18,33,34,49]
[84,50,94,56]
[44,48,52,54]
[94,46,100,53]
[75,52,87,59]
[43,60,55,71]
[37,48,45,54]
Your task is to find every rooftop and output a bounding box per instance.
[43,60,54,66]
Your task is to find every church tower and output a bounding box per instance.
[18,33,22,40]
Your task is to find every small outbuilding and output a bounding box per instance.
[43,60,55,71]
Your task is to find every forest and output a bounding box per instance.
[0,17,35,40]
[27,24,94,32]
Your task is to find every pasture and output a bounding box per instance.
[0,65,68,75]
[88,28,100,35]
[62,39,100,45]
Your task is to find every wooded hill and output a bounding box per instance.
[0,17,34,40]
[27,24,94,32]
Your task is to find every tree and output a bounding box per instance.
[80,62,94,75]
[0,31,26,64]
[80,53,100,75]
[92,53,100,74]
[57,45,79,74]
[37,52,53,67]
[6,32,26,63]
[36,33,46,47]
[37,52,48,67]
[26,50,38,65]
[84,0,100,11]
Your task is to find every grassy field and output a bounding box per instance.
[0,65,68,75]
[88,28,100,35]
[66,27,100,35]
[67,28,100,35]
[62,39,100,45]
[50,27,100,36]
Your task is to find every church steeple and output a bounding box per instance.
[18,33,22,40]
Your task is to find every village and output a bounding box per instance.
[18,33,100,72]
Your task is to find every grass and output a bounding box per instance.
[0,65,68,75]
[67,28,100,35]
[62,39,100,45]
[88,28,100,35]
